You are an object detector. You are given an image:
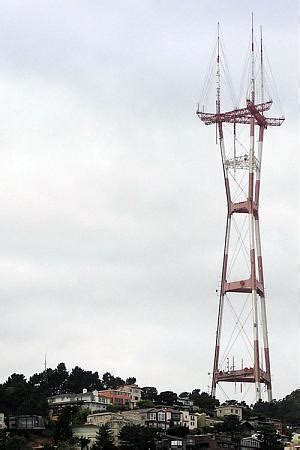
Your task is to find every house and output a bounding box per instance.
[0,414,6,429]
[285,434,300,449]
[145,407,181,430]
[216,404,243,421]
[117,384,142,408]
[240,436,260,448]
[196,412,223,430]
[180,410,197,430]
[8,415,45,430]
[156,433,236,449]
[98,389,130,408]
[176,396,194,409]
[86,411,134,445]
[48,389,109,419]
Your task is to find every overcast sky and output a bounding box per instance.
[0,0,298,403]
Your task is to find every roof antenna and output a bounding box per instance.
[260,26,264,107]
[216,22,221,114]
[251,13,255,103]
[216,22,220,143]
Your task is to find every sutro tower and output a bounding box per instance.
[197,18,284,402]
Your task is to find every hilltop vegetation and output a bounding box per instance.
[0,362,298,426]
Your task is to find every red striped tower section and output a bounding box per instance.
[197,19,284,402]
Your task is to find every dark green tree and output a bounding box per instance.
[65,366,102,393]
[136,399,155,409]
[190,389,219,412]
[5,435,27,450]
[214,415,241,443]
[167,425,189,437]
[92,423,115,449]
[178,392,190,398]
[102,372,124,390]
[256,423,283,449]
[141,387,158,403]
[125,377,136,385]
[78,436,90,449]
[53,406,75,444]
[157,391,177,406]
[119,424,158,450]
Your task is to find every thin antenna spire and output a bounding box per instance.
[260,26,264,106]
[216,22,221,144]
[216,22,220,114]
[251,13,255,103]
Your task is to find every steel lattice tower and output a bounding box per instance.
[197,19,284,402]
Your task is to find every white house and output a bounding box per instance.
[180,410,197,430]
[48,389,110,419]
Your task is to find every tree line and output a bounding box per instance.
[0,362,298,426]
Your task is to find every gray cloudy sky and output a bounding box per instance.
[0,0,298,402]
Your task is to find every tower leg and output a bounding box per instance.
[212,215,231,397]
[255,217,272,401]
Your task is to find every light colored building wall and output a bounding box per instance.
[216,405,243,421]
[0,414,6,429]
[241,436,260,448]
[72,424,99,448]
[121,409,147,425]
[87,412,132,445]
[117,385,142,408]
[180,411,197,430]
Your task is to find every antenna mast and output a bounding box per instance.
[251,13,255,102]
[216,22,221,114]
[196,17,284,403]
[260,26,264,105]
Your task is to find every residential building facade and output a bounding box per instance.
[48,389,109,419]
[180,410,197,430]
[216,405,243,421]
[240,436,261,448]
[98,389,130,408]
[8,415,45,430]
[118,384,142,408]
[86,412,134,445]
[0,414,6,430]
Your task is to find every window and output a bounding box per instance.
[148,413,156,421]
[158,412,165,421]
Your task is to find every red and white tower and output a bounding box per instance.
[197,18,284,402]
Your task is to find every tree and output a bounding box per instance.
[214,415,241,443]
[178,392,190,398]
[190,389,219,412]
[157,391,177,406]
[78,436,91,449]
[53,406,74,444]
[73,408,91,425]
[102,372,124,390]
[65,366,102,393]
[136,399,155,409]
[92,423,115,449]
[125,377,136,385]
[119,424,158,450]
[5,435,27,450]
[141,387,158,403]
[167,425,189,437]
[256,423,283,450]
